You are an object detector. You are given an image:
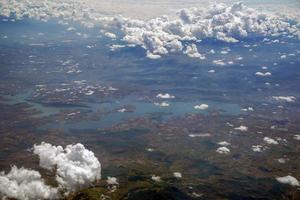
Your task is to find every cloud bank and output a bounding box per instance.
[1,1,299,58]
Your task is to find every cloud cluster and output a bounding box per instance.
[0,166,59,200]
[33,142,101,192]
[1,1,299,59]
[0,142,101,199]
[120,2,300,58]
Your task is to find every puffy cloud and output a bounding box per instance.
[173,172,182,179]
[252,145,265,152]
[106,177,118,185]
[213,59,226,66]
[194,104,209,110]
[216,146,230,154]
[33,142,101,192]
[0,166,59,200]
[1,1,299,59]
[276,176,299,187]
[184,44,205,59]
[255,72,272,77]
[263,137,278,145]
[234,125,248,132]
[104,32,117,39]
[272,96,296,102]
[156,93,175,99]
[151,175,161,182]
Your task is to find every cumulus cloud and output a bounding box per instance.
[104,32,117,39]
[252,145,264,152]
[216,146,230,154]
[106,177,118,185]
[184,44,205,59]
[1,1,299,59]
[0,166,59,200]
[156,93,175,99]
[272,96,296,102]
[33,142,101,192]
[255,72,272,77]
[173,172,182,179]
[194,104,209,110]
[276,176,299,187]
[263,137,278,145]
[151,175,162,182]
[234,125,248,132]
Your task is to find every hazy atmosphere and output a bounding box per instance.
[0,0,300,199]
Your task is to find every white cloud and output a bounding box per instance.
[2,1,299,59]
[263,137,279,145]
[106,177,118,185]
[194,104,209,110]
[0,166,59,200]
[33,142,101,192]
[173,172,182,179]
[213,59,226,66]
[234,125,248,132]
[104,32,117,39]
[151,175,161,182]
[272,96,296,103]
[294,135,300,140]
[156,93,175,99]
[276,176,299,187]
[184,44,205,59]
[154,102,170,107]
[255,72,272,77]
[252,145,264,152]
[218,141,230,146]
[216,146,230,154]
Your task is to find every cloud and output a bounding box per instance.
[154,102,170,107]
[213,59,226,66]
[252,145,265,152]
[194,104,209,110]
[151,175,162,182]
[33,142,101,192]
[255,72,272,77]
[106,177,118,185]
[1,1,299,59]
[263,137,278,145]
[216,146,230,154]
[218,141,231,146]
[276,176,299,187]
[173,172,182,179]
[0,166,59,200]
[184,44,205,59]
[156,93,175,99]
[294,135,300,140]
[272,96,296,102]
[234,125,248,132]
[104,32,117,39]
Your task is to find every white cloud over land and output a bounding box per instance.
[33,142,101,192]
[0,142,102,200]
[0,166,59,200]
[0,1,299,59]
